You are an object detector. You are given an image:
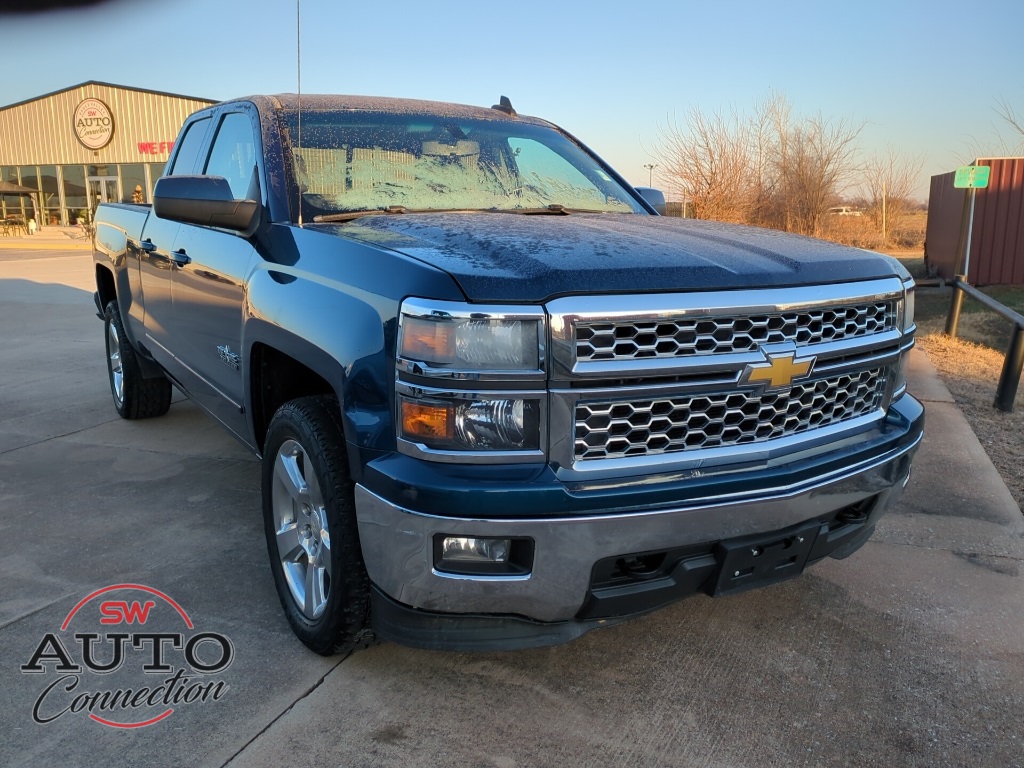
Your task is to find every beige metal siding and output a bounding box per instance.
[0,83,216,166]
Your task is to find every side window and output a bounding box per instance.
[204,112,258,200]
[168,117,211,176]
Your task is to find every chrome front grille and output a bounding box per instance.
[547,279,913,475]
[575,302,897,363]
[574,368,888,461]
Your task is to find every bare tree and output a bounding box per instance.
[747,91,788,228]
[653,107,756,223]
[772,112,863,237]
[653,93,863,238]
[860,147,924,244]
[966,96,1024,159]
[996,98,1024,139]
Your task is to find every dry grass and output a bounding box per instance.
[917,332,1024,511]
[819,211,927,250]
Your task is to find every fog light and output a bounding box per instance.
[434,535,534,576]
[442,536,510,563]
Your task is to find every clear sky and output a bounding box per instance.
[3,0,1023,200]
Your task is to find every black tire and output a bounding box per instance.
[262,396,373,655]
[104,300,172,419]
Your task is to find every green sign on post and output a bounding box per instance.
[954,165,991,189]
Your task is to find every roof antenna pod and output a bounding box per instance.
[491,96,516,116]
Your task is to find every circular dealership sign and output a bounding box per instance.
[73,98,115,150]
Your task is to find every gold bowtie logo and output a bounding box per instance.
[743,349,816,390]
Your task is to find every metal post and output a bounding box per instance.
[963,187,977,281]
[994,324,1024,413]
[643,164,657,187]
[944,276,966,338]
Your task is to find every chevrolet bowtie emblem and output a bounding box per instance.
[742,348,816,390]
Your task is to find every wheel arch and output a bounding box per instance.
[249,336,340,454]
[244,260,402,470]
[95,263,116,310]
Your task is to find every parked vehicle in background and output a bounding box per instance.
[92,94,922,654]
[828,206,863,216]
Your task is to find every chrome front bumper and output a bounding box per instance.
[354,428,920,624]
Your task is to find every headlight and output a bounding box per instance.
[400,395,541,451]
[892,282,915,399]
[902,286,915,332]
[397,299,546,460]
[893,349,911,398]
[399,299,543,373]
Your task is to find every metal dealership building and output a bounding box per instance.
[0,81,215,226]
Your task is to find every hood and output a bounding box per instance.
[314,213,907,303]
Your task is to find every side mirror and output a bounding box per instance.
[634,186,666,216]
[153,175,260,234]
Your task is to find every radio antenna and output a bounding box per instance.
[296,0,303,227]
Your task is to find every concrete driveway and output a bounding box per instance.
[1,249,1022,768]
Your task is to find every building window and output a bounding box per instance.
[62,165,87,223]
[148,162,167,198]
[1,166,18,218]
[121,163,147,204]
[19,165,39,222]
[39,165,60,225]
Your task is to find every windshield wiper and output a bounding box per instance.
[313,206,409,223]
[313,206,497,223]
[499,204,573,215]
[494,205,623,215]
[312,204,609,223]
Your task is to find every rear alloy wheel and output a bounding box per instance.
[104,300,172,419]
[262,396,372,655]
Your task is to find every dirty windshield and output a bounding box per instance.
[282,110,644,221]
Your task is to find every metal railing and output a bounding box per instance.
[944,275,1024,412]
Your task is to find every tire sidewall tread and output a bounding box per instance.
[261,395,372,656]
[104,300,172,420]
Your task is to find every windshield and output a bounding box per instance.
[280,110,644,220]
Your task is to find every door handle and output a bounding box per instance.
[139,239,157,253]
[169,249,191,267]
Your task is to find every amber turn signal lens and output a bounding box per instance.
[401,317,455,363]
[401,400,454,440]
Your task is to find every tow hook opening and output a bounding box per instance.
[616,553,667,579]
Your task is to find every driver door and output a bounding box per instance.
[166,109,260,438]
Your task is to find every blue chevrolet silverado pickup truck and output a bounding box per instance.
[93,94,923,654]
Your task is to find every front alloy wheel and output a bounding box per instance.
[261,396,371,655]
[271,439,333,620]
